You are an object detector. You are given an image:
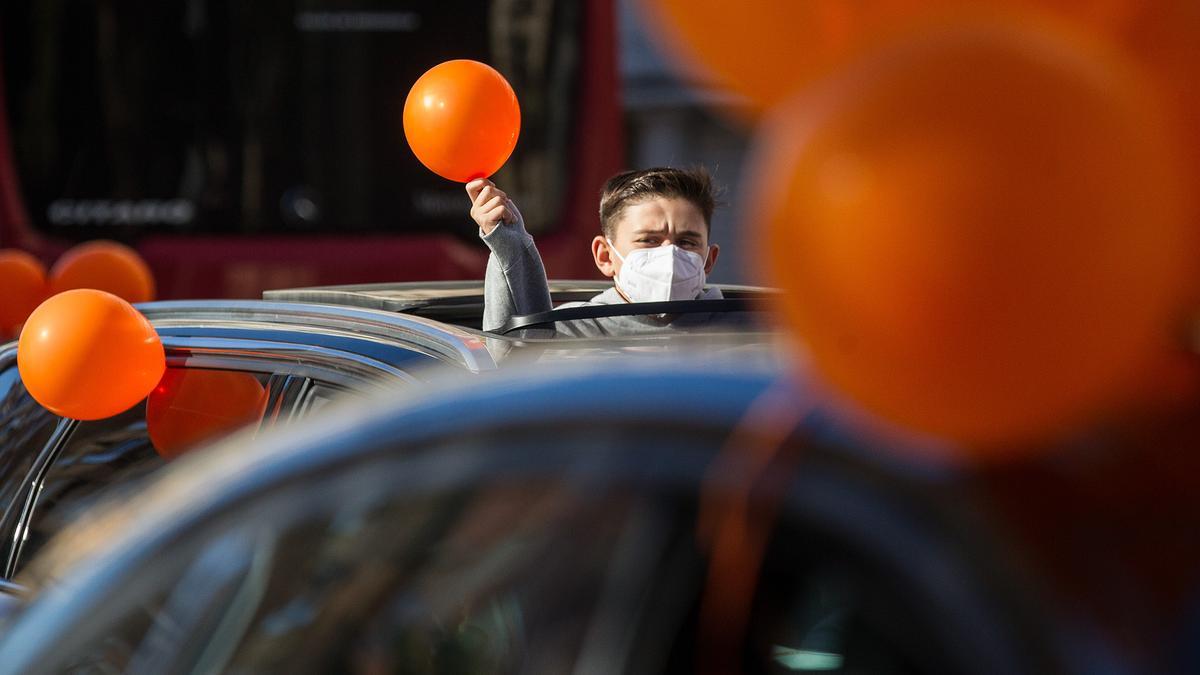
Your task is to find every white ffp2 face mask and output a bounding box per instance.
[608,240,708,302]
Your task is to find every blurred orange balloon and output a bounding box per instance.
[752,23,1195,452]
[640,0,1136,117]
[1107,2,1200,223]
[403,59,521,182]
[18,289,165,420]
[0,249,47,340]
[146,368,268,459]
[49,240,155,304]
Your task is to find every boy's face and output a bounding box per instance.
[591,197,720,280]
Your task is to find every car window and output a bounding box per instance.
[14,404,159,575]
[51,475,658,674]
[0,360,57,534]
[59,526,269,675]
[2,1,580,239]
[297,383,361,418]
[9,368,272,577]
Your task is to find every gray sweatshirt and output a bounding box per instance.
[479,213,729,338]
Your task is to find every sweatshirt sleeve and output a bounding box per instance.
[479,207,552,332]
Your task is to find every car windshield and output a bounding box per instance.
[492,297,769,337]
[477,290,780,365]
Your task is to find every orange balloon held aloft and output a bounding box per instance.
[147,368,268,459]
[18,289,165,420]
[403,59,520,182]
[49,240,156,304]
[752,23,1195,455]
[0,249,47,340]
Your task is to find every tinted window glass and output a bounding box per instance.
[13,369,271,575]
[297,382,359,418]
[748,532,936,674]
[54,476,658,674]
[0,361,57,534]
[15,404,158,574]
[2,1,578,239]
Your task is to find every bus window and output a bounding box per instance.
[1,1,579,240]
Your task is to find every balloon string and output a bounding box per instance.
[695,378,812,675]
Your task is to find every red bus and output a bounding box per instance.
[0,1,622,298]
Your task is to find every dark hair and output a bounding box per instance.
[598,167,718,239]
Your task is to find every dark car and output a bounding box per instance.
[0,283,781,592]
[0,363,1073,675]
[0,299,496,589]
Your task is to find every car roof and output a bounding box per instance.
[1,299,498,373]
[2,294,784,382]
[136,299,496,372]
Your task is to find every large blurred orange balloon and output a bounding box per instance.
[403,59,520,182]
[753,23,1195,453]
[0,249,47,339]
[640,0,1135,117]
[18,289,165,420]
[147,368,268,459]
[50,240,155,303]
[1108,3,1200,228]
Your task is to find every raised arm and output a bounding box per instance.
[467,179,552,331]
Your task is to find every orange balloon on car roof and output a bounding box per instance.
[18,289,165,420]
